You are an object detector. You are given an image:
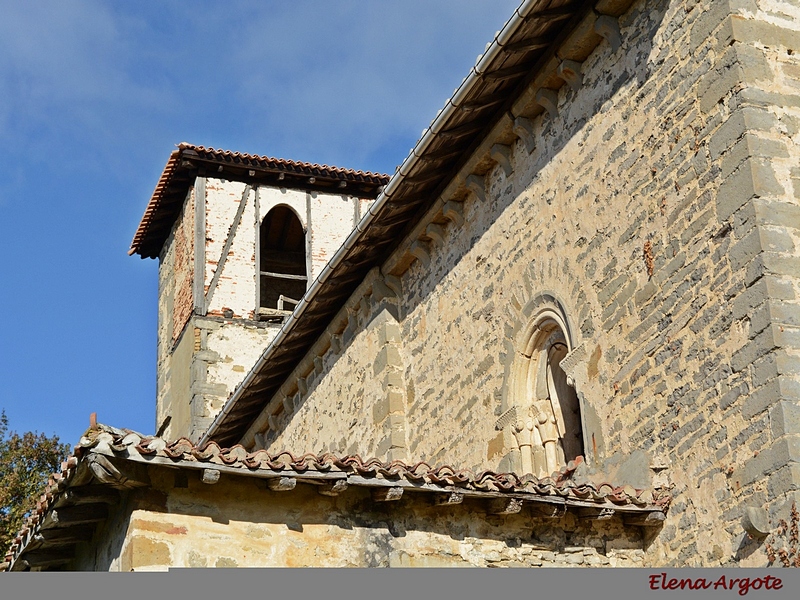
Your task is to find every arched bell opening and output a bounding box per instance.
[259,205,307,312]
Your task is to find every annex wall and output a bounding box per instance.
[71,468,645,571]
[256,0,800,567]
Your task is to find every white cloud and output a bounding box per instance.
[225,1,521,168]
[0,0,520,174]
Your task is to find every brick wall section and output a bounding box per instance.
[204,179,254,318]
[171,191,194,343]
[188,317,280,442]
[203,181,366,318]
[255,0,800,566]
[156,188,195,436]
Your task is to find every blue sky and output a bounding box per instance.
[0,0,521,449]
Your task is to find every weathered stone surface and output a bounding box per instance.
[74,476,645,570]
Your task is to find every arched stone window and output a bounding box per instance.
[259,206,307,313]
[500,301,585,478]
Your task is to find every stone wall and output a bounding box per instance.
[253,0,800,567]
[71,466,646,570]
[249,287,411,461]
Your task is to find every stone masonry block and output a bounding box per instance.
[653,252,685,286]
[732,276,772,321]
[727,14,800,51]
[744,256,767,288]
[708,107,780,160]
[373,389,405,425]
[750,322,800,350]
[761,254,800,279]
[731,328,777,373]
[772,324,800,350]
[190,382,228,397]
[382,369,404,391]
[767,462,800,498]
[777,350,800,378]
[729,228,763,272]
[388,425,406,448]
[721,134,789,179]
[754,199,800,231]
[379,321,402,346]
[377,426,407,455]
[597,272,628,305]
[716,158,784,221]
[680,208,714,247]
[749,303,772,339]
[387,388,405,413]
[699,51,743,114]
[691,0,734,51]
[194,350,220,363]
[740,436,800,486]
[634,281,657,307]
[762,275,797,300]
[753,352,780,388]
[771,401,800,439]
[736,87,800,110]
[734,43,774,87]
[758,228,796,255]
[386,447,407,463]
[771,302,800,328]
[194,318,223,331]
[387,412,404,426]
[615,279,638,308]
[373,345,402,376]
[373,396,388,425]
[375,435,391,458]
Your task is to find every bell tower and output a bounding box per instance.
[130,143,388,442]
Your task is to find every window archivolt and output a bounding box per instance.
[259,205,307,313]
[500,304,585,478]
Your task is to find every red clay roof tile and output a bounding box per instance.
[3,423,670,571]
[129,143,390,259]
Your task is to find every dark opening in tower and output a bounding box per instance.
[259,206,307,311]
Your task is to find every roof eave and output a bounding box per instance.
[129,143,390,260]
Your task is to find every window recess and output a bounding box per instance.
[258,206,307,319]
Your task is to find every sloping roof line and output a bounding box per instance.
[129,143,390,259]
[202,0,630,448]
[3,424,670,571]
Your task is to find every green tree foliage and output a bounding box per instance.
[0,411,70,554]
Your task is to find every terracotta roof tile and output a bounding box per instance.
[3,423,671,571]
[130,143,390,259]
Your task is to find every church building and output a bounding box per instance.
[4,0,800,570]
